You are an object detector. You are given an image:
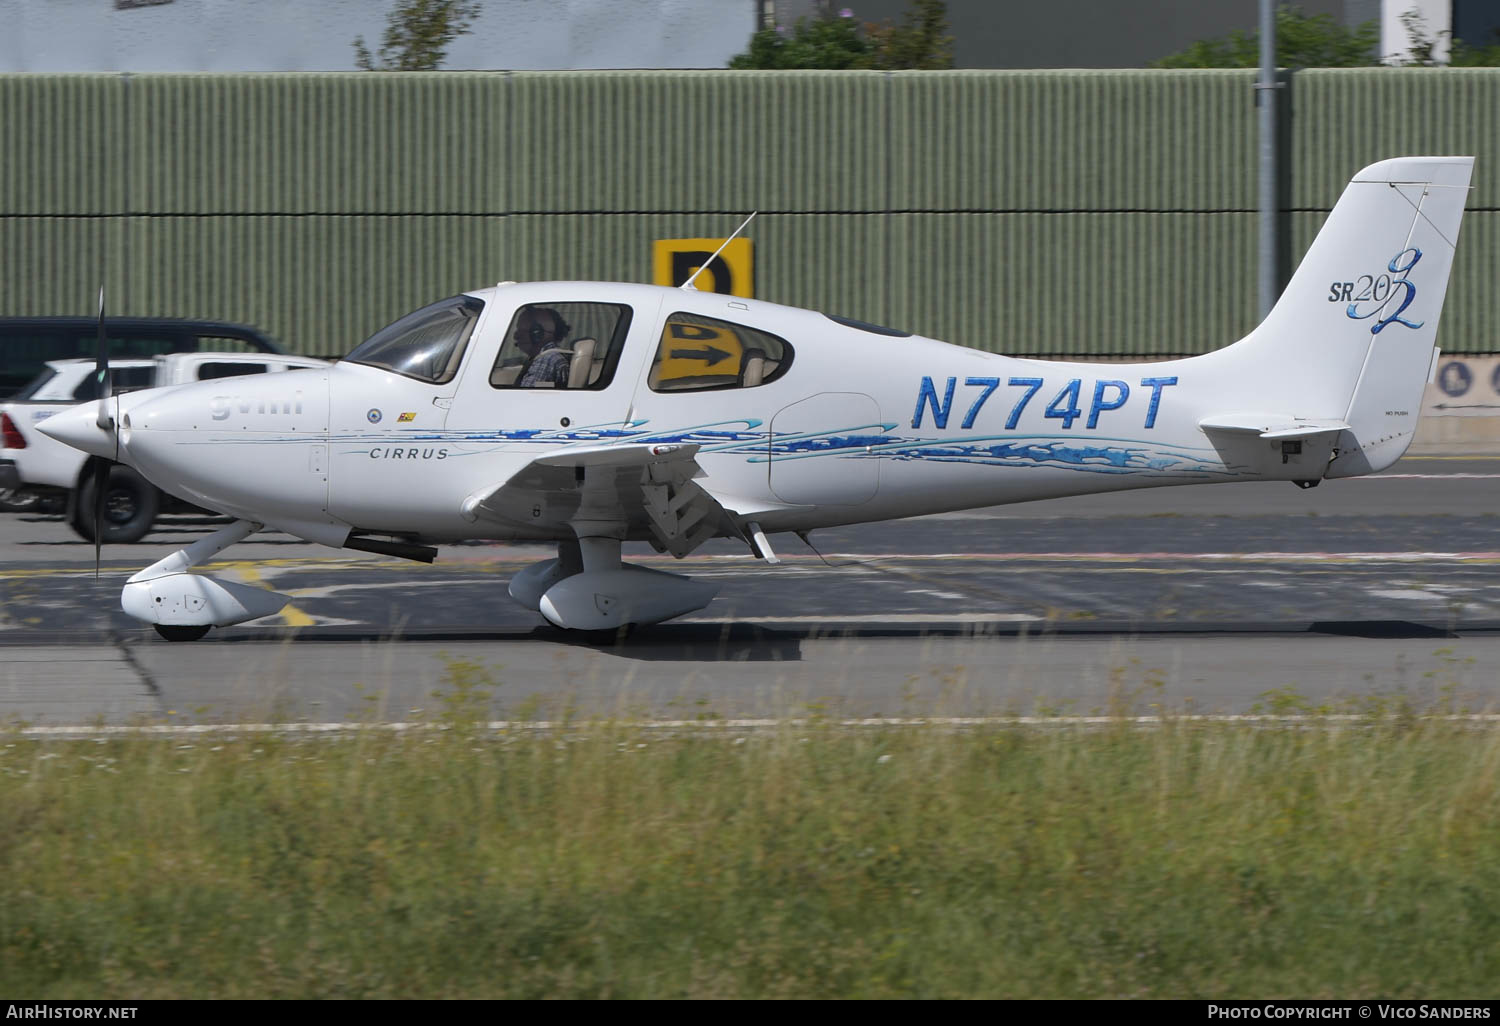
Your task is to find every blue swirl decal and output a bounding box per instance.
[199,414,1246,480]
[1345,248,1424,334]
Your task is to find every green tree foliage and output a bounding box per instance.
[866,0,954,70]
[1150,4,1379,68]
[353,0,482,71]
[729,1,954,71]
[1450,39,1500,66]
[730,8,873,70]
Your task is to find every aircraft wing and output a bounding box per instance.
[459,443,800,557]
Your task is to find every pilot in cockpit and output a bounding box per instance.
[515,306,572,388]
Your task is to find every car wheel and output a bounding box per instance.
[73,465,162,544]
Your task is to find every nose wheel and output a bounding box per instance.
[121,519,285,639]
[154,624,211,642]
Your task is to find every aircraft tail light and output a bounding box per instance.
[1,412,25,449]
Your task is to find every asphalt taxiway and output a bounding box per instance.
[3,457,1499,724]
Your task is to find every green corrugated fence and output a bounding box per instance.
[0,70,1495,357]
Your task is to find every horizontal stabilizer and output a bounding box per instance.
[1199,414,1352,440]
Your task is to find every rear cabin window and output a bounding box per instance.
[823,313,912,337]
[490,303,633,390]
[648,313,793,392]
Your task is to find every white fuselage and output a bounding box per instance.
[103,281,1324,548]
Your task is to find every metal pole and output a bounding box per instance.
[1257,0,1277,320]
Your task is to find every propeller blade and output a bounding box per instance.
[91,287,115,579]
[92,456,107,578]
[94,286,111,431]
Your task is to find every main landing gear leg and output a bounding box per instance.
[513,518,718,633]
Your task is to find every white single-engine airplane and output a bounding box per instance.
[41,156,1473,641]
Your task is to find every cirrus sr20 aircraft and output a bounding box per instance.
[41,156,1474,640]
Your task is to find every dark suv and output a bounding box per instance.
[0,318,284,398]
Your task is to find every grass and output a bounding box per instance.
[2,687,1499,997]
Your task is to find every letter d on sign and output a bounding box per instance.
[653,237,755,298]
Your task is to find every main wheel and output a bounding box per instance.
[72,465,161,544]
[154,624,211,642]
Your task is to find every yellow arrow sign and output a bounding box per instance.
[653,318,746,389]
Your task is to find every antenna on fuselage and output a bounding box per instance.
[679,211,757,291]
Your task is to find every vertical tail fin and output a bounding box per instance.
[1218,156,1472,476]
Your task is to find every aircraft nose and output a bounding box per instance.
[35,400,118,460]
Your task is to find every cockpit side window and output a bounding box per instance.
[343,294,484,385]
[648,313,793,393]
[490,302,633,390]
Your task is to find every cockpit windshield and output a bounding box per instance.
[343,294,484,385]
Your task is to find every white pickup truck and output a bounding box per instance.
[0,352,325,542]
